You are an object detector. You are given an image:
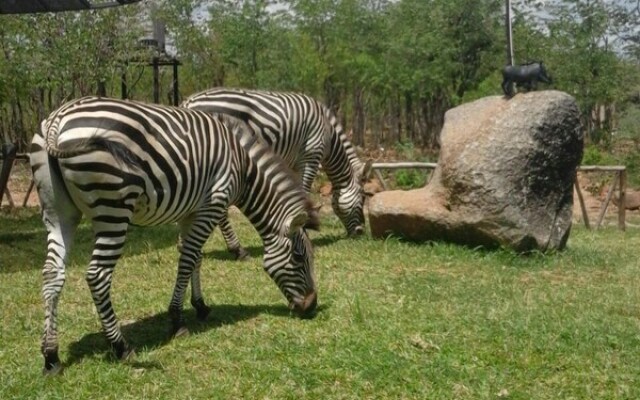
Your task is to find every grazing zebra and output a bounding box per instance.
[30,96,319,375]
[181,88,371,260]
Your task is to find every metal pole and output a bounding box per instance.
[121,62,128,100]
[172,59,179,106]
[152,57,160,104]
[506,0,514,66]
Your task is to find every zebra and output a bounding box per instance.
[181,88,372,260]
[30,96,319,375]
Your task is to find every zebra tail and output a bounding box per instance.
[43,119,139,170]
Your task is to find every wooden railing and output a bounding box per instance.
[371,162,628,231]
[574,166,626,231]
[1,156,630,230]
[370,162,437,191]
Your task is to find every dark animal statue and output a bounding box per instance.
[501,61,552,97]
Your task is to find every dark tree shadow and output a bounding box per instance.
[1,223,182,274]
[0,231,41,243]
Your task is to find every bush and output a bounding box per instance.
[622,152,640,188]
[394,169,428,189]
[581,145,617,166]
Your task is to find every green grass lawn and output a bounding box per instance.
[1,207,640,399]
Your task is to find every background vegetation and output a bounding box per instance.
[1,209,640,399]
[1,0,639,163]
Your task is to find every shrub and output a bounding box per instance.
[394,169,428,189]
[581,145,617,166]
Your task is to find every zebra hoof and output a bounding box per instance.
[231,247,251,261]
[42,362,64,377]
[120,347,136,362]
[191,298,211,321]
[112,340,135,361]
[43,352,63,376]
[172,326,190,338]
[196,304,211,321]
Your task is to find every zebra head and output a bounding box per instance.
[286,227,317,318]
[265,206,319,319]
[331,160,372,237]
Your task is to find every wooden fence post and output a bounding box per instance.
[619,169,626,231]
[0,143,17,207]
[574,179,590,229]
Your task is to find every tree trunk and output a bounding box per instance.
[404,92,414,143]
[353,87,365,147]
[389,92,402,144]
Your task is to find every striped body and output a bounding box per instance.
[181,88,371,259]
[30,96,318,374]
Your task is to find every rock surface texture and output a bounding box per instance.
[369,91,583,252]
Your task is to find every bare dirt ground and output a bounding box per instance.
[572,171,640,228]
[2,160,39,208]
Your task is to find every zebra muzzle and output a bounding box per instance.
[350,226,365,237]
[290,290,318,319]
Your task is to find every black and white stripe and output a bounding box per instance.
[30,96,318,375]
[181,88,371,259]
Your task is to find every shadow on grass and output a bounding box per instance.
[202,233,348,261]
[65,302,329,370]
[1,223,181,274]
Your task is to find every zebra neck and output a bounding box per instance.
[236,156,305,238]
[323,136,361,190]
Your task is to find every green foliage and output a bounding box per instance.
[1,0,640,152]
[3,209,640,398]
[581,144,617,166]
[617,105,640,150]
[389,141,431,189]
[394,169,428,189]
[393,140,418,159]
[620,151,640,189]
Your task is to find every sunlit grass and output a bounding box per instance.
[1,208,640,399]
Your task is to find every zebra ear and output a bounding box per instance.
[286,211,309,236]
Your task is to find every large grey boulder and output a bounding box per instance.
[369,91,583,252]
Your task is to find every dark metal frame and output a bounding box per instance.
[121,56,181,106]
[0,0,142,14]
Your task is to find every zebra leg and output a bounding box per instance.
[86,222,133,361]
[189,250,211,321]
[171,209,222,336]
[33,143,83,375]
[40,208,81,375]
[179,234,212,320]
[219,210,250,260]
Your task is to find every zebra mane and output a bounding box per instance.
[216,113,305,189]
[214,113,320,232]
[321,104,367,178]
[216,114,295,173]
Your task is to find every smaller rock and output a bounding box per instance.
[364,178,384,196]
[613,190,640,211]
